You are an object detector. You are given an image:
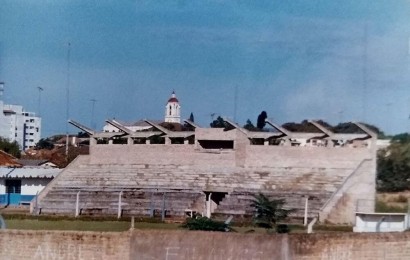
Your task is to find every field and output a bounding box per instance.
[0,208,352,233]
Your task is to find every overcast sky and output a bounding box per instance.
[1,0,410,136]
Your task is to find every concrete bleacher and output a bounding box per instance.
[34,142,375,224]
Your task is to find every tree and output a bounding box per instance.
[244,119,257,131]
[210,116,226,128]
[77,131,90,138]
[282,120,321,133]
[0,137,20,158]
[377,135,410,192]
[391,133,410,144]
[189,112,195,123]
[257,111,267,129]
[332,122,385,137]
[35,138,54,150]
[250,193,293,230]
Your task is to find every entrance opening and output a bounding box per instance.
[6,179,21,205]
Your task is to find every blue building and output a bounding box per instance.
[0,167,60,205]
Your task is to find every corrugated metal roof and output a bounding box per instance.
[0,167,61,178]
[17,159,49,166]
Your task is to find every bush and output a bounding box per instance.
[181,217,230,232]
[375,200,407,213]
[276,224,290,234]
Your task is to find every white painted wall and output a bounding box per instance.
[21,179,51,195]
[354,213,408,232]
[0,179,5,194]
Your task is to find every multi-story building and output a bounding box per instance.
[0,100,41,151]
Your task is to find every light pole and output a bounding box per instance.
[65,42,71,159]
[0,82,4,101]
[37,86,43,116]
[90,98,97,129]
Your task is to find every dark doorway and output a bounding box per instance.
[5,179,21,205]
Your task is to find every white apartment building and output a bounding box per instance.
[0,100,41,150]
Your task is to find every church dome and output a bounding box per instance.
[167,97,179,103]
[167,91,179,103]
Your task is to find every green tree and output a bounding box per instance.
[257,111,267,129]
[243,119,257,131]
[377,136,410,192]
[0,137,20,158]
[189,112,195,123]
[210,116,226,128]
[250,193,293,230]
[35,138,54,150]
[282,120,322,133]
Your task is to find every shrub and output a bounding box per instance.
[276,224,290,234]
[375,200,407,213]
[181,217,230,232]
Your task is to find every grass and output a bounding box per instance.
[4,218,181,232]
[375,200,407,213]
[0,210,354,233]
[376,192,410,213]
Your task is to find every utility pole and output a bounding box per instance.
[90,98,97,129]
[361,23,368,123]
[65,43,71,159]
[37,86,43,116]
[233,85,238,122]
[0,82,4,101]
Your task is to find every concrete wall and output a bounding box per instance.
[1,229,410,260]
[245,146,372,168]
[90,144,237,168]
[0,230,130,260]
[89,142,372,169]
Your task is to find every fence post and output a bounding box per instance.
[75,191,81,217]
[161,192,166,221]
[118,191,123,219]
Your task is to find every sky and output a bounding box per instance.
[1,0,410,137]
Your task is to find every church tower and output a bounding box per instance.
[165,91,181,123]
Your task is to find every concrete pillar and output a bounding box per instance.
[165,137,171,145]
[34,191,39,215]
[108,139,113,145]
[90,137,97,146]
[127,137,133,145]
[130,216,135,230]
[304,196,309,226]
[145,139,151,145]
[206,193,213,218]
[118,191,123,219]
[264,140,269,146]
[75,191,81,217]
[161,193,166,221]
[184,139,189,145]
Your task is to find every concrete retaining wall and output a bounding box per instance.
[1,229,410,260]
